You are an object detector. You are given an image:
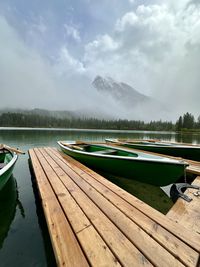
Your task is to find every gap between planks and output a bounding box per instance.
[33,147,200,267]
[51,147,200,252]
[167,176,200,235]
[46,147,199,267]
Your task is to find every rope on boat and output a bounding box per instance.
[184,168,187,183]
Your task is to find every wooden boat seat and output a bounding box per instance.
[94,149,117,155]
[0,163,6,169]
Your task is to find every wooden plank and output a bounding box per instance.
[51,147,200,253]
[167,176,200,234]
[44,149,198,267]
[45,148,187,267]
[186,166,200,176]
[38,148,153,267]
[34,148,91,234]
[29,149,89,267]
[35,148,121,267]
[77,225,122,267]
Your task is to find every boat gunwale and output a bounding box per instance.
[58,141,188,167]
[0,152,18,176]
[106,138,200,150]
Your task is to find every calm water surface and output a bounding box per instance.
[0,128,200,267]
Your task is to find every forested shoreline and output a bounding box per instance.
[0,111,199,131]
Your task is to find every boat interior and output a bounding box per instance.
[0,150,11,168]
[77,144,138,157]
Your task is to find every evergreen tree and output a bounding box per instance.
[182,112,195,129]
[176,116,183,131]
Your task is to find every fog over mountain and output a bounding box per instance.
[0,0,200,121]
[93,76,149,106]
[0,76,171,121]
[92,76,171,120]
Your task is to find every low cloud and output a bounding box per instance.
[0,16,125,119]
[1,0,200,121]
[83,1,200,118]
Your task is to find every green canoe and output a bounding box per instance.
[106,139,200,161]
[57,141,189,186]
[0,149,18,191]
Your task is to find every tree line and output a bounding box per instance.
[176,112,200,131]
[0,111,199,131]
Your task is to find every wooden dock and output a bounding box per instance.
[29,147,200,267]
[167,175,200,235]
[108,142,200,232]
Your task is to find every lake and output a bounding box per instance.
[0,128,200,267]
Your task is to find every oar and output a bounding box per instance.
[0,144,25,154]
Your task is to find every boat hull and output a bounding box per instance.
[121,143,200,161]
[0,152,18,191]
[59,144,187,186]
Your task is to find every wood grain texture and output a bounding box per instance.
[29,147,200,267]
[40,148,152,267]
[47,148,198,267]
[36,148,121,267]
[52,147,200,253]
[29,149,89,267]
[167,176,200,235]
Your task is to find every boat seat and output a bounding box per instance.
[0,163,6,169]
[94,149,117,155]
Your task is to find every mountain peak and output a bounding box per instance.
[92,76,115,90]
[92,75,149,106]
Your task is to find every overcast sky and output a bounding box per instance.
[0,0,200,120]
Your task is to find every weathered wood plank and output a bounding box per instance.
[29,149,89,267]
[45,148,198,267]
[38,148,153,267]
[45,148,187,267]
[35,148,91,234]
[51,147,200,253]
[167,176,200,235]
[35,148,121,267]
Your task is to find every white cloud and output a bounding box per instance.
[0,15,123,117]
[0,16,58,109]
[0,16,93,110]
[1,0,200,120]
[57,47,85,75]
[82,1,200,118]
[84,34,120,65]
[166,0,192,11]
[116,12,138,31]
[64,24,81,42]
[85,34,120,53]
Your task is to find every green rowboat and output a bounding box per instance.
[58,141,188,186]
[106,139,200,161]
[0,149,18,191]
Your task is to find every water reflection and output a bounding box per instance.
[175,132,200,144]
[0,128,199,266]
[0,128,199,147]
[97,172,173,214]
[0,176,22,248]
